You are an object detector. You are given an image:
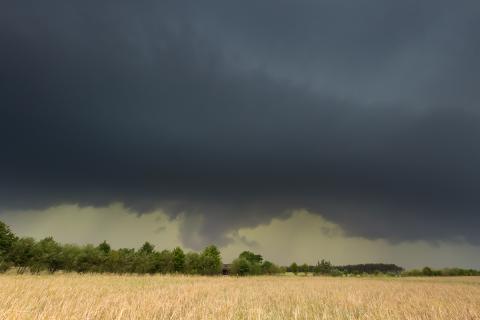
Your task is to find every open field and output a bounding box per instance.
[1,274,479,320]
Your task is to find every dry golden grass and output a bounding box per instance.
[0,274,479,320]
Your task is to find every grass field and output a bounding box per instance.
[1,274,479,320]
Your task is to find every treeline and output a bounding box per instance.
[286,260,403,276]
[337,263,404,275]
[286,259,480,277]
[402,266,480,277]
[2,220,480,277]
[0,220,223,274]
[0,220,283,275]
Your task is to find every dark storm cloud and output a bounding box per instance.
[1,1,480,248]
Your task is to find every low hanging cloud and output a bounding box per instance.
[1,1,480,250]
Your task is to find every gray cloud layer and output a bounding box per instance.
[1,1,480,248]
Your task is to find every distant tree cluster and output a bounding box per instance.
[286,261,480,277]
[0,220,222,275]
[402,266,480,277]
[336,263,404,276]
[287,260,343,276]
[230,251,283,275]
[287,261,405,276]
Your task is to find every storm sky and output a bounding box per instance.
[1,1,480,267]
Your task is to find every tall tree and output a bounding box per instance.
[33,237,63,273]
[97,241,111,254]
[239,251,263,264]
[9,237,36,274]
[200,245,222,275]
[152,250,174,274]
[139,242,155,255]
[0,220,17,258]
[290,262,298,275]
[184,252,201,274]
[172,247,185,273]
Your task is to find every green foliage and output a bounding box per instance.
[103,248,135,274]
[0,256,11,273]
[300,263,309,275]
[199,245,222,275]
[337,263,403,275]
[314,259,333,275]
[61,244,83,272]
[97,241,111,254]
[152,250,174,274]
[290,262,298,275]
[139,242,155,255]
[74,245,103,273]
[261,260,282,275]
[230,251,280,276]
[329,268,344,277]
[402,267,479,277]
[3,217,479,278]
[231,258,251,276]
[172,247,185,273]
[422,266,433,276]
[9,237,36,274]
[184,252,201,274]
[32,237,63,273]
[239,251,263,264]
[0,220,17,258]
[441,268,480,276]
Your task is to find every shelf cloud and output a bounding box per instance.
[1,1,480,253]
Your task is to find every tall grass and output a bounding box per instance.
[1,274,479,319]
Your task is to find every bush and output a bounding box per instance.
[231,258,251,276]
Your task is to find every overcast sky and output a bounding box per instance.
[1,1,480,268]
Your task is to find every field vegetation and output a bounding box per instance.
[1,274,480,320]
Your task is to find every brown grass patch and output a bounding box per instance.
[1,274,479,319]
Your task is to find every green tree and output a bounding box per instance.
[9,237,36,274]
[0,220,17,258]
[239,251,263,264]
[231,258,251,276]
[97,241,111,254]
[172,247,185,273]
[139,242,155,255]
[290,262,298,275]
[184,252,201,274]
[105,248,136,274]
[261,260,274,274]
[300,263,309,275]
[31,237,63,273]
[61,244,82,273]
[422,266,433,276]
[152,250,174,274]
[200,245,222,275]
[230,251,266,276]
[261,261,282,275]
[314,259,333,275]
[133,251,155,274]
[74,245,102,273]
